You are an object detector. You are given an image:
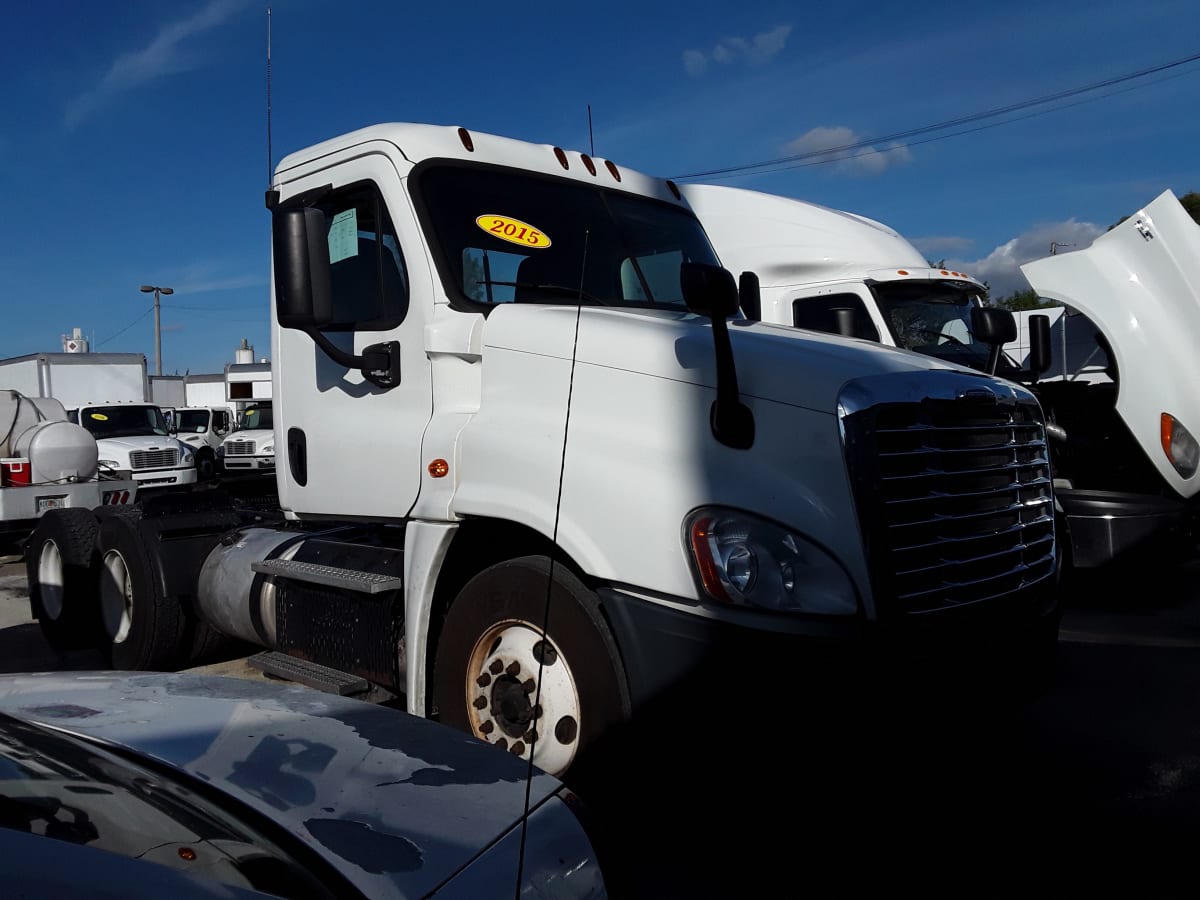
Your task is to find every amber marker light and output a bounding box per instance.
[178,848,197,861]
[428,458,450,478]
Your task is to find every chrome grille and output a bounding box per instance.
[225,440,256,456]
[129,449,179,470]
[842,374,1055,616]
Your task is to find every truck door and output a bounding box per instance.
[274,150,433,519]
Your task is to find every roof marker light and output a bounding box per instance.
[604,160,621,182]
[940,270,950,276]
[457,127,475,152]
[580,154,597,175]
[897,270,909,276]
[553,147,569,169]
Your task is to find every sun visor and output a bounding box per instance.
[1020,190,1200,498]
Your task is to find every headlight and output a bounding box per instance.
[685,508,857,615]
[179,444,195,463]
[262,444,274,455]
[98,459,121,469]
[1161,413,1198,478]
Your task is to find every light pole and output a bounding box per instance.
[139,284,174,376]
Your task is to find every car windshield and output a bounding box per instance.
[239,406,272,430]
[78,406,169,439]
[175,410,210,434]
[0,713,335,899]
[415,163,721,309]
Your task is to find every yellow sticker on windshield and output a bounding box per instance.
[90,413,109,421]
[475,215,551,249]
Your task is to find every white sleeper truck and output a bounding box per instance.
[687,183,1199,569]
[28,124,1059,777]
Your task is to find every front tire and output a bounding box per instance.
[194,448,217,481]
[26,509,102,651]
[434,556,630,778]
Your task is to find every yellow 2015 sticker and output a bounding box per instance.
[90,413,109,421]
[475,215,551,249]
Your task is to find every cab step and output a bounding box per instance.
[252,558,404,594]
[247,651,370,696]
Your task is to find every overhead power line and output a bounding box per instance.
[671,49,1200,181]
[95,306,154,348]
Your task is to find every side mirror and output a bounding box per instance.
[273,206,333,329]
[831,308,856,338]
[1028,314,1052,378]
[681,263,740,319]
[738,271,761,322]
[970,305,1017,345]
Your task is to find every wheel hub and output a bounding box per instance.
[465,619,581,776]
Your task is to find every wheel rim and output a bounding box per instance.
[100,550,134,644]
[37,539,65,621]
[465,619,580,777]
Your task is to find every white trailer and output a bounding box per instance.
[0,353,149,410]
[27,123,1061,778]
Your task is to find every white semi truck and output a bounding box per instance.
[27,124,1060,777]
[686,183,1199,569]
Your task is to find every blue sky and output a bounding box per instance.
[2,0,1196,374]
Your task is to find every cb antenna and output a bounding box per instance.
[266,6,273,187]
[587,104,594,157]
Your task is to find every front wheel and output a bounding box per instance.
[433,556,630,778]
[194,448,217,481]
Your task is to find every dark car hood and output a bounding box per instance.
[0,672,560,898]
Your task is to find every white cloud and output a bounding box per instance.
[683,24,792,76]
[173,273,267,295]
[783,126,913,176]
[64,0,246,128]
[948,219,1103,297]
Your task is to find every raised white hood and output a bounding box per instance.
[1021,190,1200,498]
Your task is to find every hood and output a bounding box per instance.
[1021,190,1200,498]
[223,429,273,444]
[0,672,560,899]
[484,304,971,414]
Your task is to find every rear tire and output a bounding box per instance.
[95,508,187,670]
[26,509,102,651]
[434,556,630,778]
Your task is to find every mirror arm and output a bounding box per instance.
[306,329,402,389]
[708,316,755,450]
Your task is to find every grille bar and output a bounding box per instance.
[893,515,1055,553]
[129,449,179,470]
[884,476,1053,505]
[881,459,1048,482]
[895,532,1055,578]
[880,440,1048,458]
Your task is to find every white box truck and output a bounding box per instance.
[26,123,1059,777]
[685,183,1198,569]
[0,353,149,411]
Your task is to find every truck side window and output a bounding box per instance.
[792,293,880,341]
[314,182,409,331]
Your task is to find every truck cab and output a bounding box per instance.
[70,402,197,490]
[218,402,273,474]
[171,406,232,480]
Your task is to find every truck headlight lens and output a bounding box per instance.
[685,508,857,615]
[1161,413,1198,478]
[262,444,274,455]
[98,459,121,469]
[179,444,195,463]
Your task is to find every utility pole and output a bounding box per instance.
[139,284,174,376]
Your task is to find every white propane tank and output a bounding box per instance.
[14,421,99,483]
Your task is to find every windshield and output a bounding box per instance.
[0,714,334,898]
[872,281,1005,371]
[415,163,721,309]
[78,405,169,439]
[239,406,272,431]
[175,410,210,434]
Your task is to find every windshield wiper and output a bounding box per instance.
[478,280,605,305]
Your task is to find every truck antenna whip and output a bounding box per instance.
[587,104,595,157]
[515,230,591,897]
[266,6,273,188]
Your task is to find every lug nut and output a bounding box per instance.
[522,678,536,694]
[480,720,494,734]
[532,704,543,719]
[496,737,508,751]
[524,729,538,743]
[506,661,521,676]
[489,659,503,675]
[473,695,488,709]
[533,640,558,666]
[476,673,492,688]
[511,741,525,756]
